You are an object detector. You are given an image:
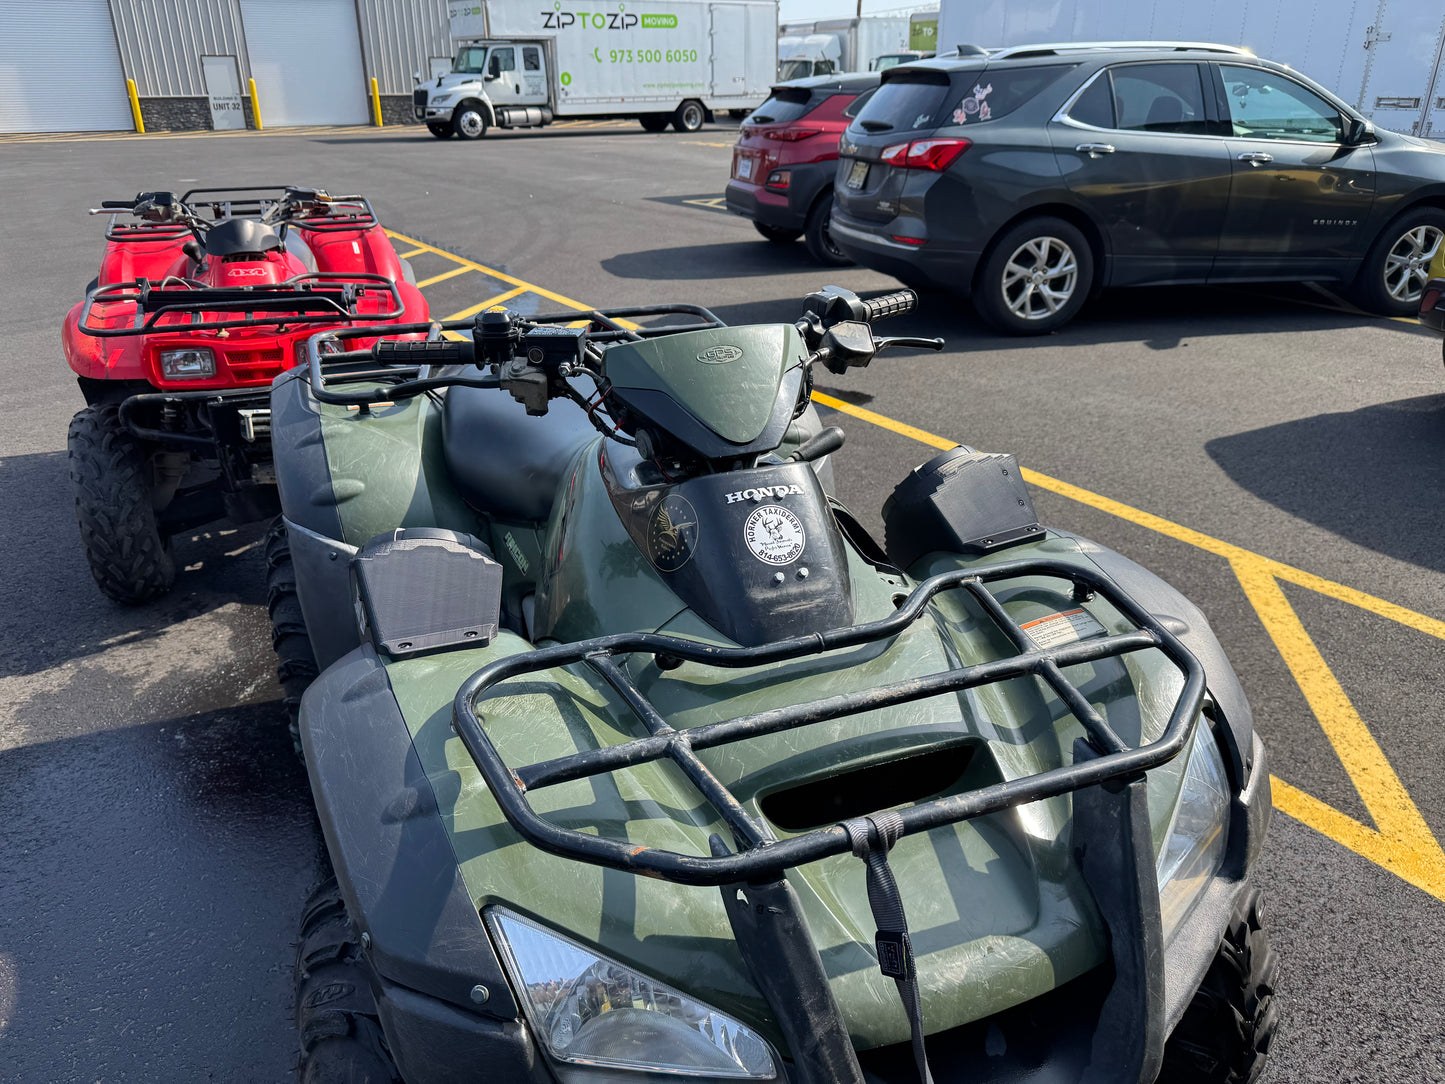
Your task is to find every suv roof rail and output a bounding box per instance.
[987,40,1254,60]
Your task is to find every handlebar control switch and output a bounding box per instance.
[475,308,523,368]
[819,321,877,374]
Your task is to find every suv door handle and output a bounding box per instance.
[1238,152,1274,165]
[1076,142,1115,157]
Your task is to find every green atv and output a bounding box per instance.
[269,287,1276,1083]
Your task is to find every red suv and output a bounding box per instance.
[726,73,879,265]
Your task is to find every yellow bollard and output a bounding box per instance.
[125,78,144,133]
[249,78,263,129]
[370,77,384,127]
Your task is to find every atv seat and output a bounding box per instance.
[442,383,598,524]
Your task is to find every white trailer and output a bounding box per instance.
[417,0,775,138]
[934,0,1445,136]
[774,16,910,77]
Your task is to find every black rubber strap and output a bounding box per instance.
[843,812,934,1084]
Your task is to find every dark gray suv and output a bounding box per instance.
[830,42,1445,334]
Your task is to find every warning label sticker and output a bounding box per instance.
[1019,608,1106,650]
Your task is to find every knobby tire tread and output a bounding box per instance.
[266,518,319,761]
[1158,888,1278,1084]
[68,403,177,604]
[296,877,402,1084]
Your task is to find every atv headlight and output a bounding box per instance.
[487,908,778,1080]
[159,347,216,379]
[1156,720,1232,945]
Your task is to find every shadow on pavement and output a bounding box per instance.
[604,239,831,280]
[1206,394,1445,574]
[0,703,321,1082]
[694,283,1412,352]
[0,449,269,680]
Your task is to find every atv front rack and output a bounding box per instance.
[451,558,1205,887]
[78,273,405,337]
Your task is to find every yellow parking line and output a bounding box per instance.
[395,246,430,260]
[811,389,1445,901]
[414,265,474,289]
[445,285,530,321]
[384,229,606,314]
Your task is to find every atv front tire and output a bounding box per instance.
[296,877,402,1084]
[68,403,176,604]
[265,518,319,761]
[1158,888,1278,1084]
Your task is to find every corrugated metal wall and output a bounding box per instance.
[108,0,248,97]
[107,0,449,99]
[355,0,453,95]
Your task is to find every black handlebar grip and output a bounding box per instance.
[373,339,473,367]
[101,200,138,209]
[861,289,917,322]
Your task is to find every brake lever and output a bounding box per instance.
[875,336,945,353]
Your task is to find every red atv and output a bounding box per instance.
[63,187,429,603]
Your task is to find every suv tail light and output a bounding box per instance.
[879,137,971,171]
[764,127,822,141]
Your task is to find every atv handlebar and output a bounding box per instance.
[861,289,916,322]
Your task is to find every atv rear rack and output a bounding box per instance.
[78,273,405,337]
[452,558,1205,887]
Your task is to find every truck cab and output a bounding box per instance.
[413,40,554,139]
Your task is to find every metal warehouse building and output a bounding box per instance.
[0,0,456,133]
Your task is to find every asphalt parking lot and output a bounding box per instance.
[1,117,1443,1081]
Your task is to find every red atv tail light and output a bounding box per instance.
[880,137,972,171]
[764,127,822,141]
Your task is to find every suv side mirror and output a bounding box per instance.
[1345,117,1374,145]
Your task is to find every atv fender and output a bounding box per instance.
[300,646,531,1046]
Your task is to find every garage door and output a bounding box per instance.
[0,0,133,133]
[241,0,368,126]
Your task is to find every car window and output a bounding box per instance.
[944,64,1074,126]
[523,47,541,72]
[1109,63,1209,135]
[748,89,815,125]
[453,48,487,74]
[1066,72,1115,128]
[489,48,516,76]
[851,72,954,132]
[1219,65,1344,143]
[843,87,878,118]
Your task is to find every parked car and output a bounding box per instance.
[830,41,1445,334]
[727,73,880,264]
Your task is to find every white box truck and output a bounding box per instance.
[934,0,1445,136]
[775,16,911,79]
[416,0,776,138]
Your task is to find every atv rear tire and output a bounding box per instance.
[1158,888,1278,1084]
[266,518,319,761]
[68,403,176,604]
[296,877,402,1084]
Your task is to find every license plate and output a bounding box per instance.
[845,160,868,190]
[737,157,753,181]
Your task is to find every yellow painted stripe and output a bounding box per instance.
[395,246,430,259]
[811,390,1445,641]
[1232,558,1445,901]
[444,285,531,321]
[414,265,473,289]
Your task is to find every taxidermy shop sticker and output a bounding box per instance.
[744,505,805,565]
[1019,608,1105,650]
